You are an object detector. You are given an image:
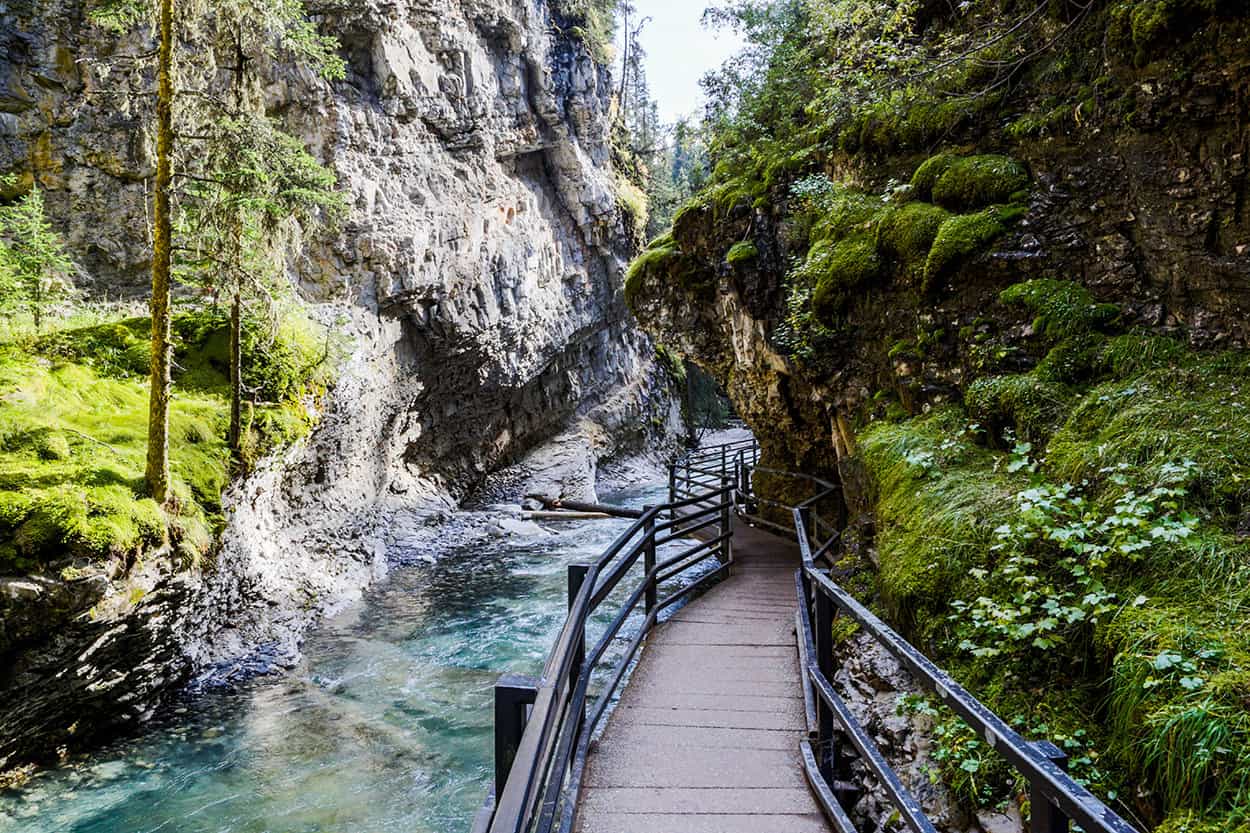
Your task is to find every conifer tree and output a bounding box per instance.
[0,185,74,331]
[89,0,344,489]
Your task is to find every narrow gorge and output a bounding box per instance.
[1,0,681,776]
[4,0,1250,832]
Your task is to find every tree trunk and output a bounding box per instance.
[617,8,629,122]
[145,0,174,504]
[228,289,242,466]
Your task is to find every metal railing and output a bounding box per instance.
[668,436,758,505]
[473,435,1141,833]
[473,467,736,833]
[783,484,1142,833]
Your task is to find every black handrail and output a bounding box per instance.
[784,487,1141,833]
[477,460,737,833]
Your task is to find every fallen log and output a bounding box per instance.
[525,495,644,519]
[522,510,613,521]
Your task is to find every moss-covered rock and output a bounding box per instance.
[1000,279,1121,340]
[876,201,951,273]
[726,240,759,265]
[910,153,958,201]
[624,241,680,310]
[924,207,1018,292]
[930,155,1029,211]
[965,372,1071,442]
[859,409,1024,630]
[809,235,882,325]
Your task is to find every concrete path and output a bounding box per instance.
[574,520,829,833]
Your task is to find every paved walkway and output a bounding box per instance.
[574,520,829,833]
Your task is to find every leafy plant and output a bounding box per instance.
[952,450,1199,660]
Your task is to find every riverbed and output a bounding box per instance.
[0,480,677,833]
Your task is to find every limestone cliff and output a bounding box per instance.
[0,0,681,769]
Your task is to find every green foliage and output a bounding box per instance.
[726,240,759,264]
[89,0,345,79]
[654,344,686,385]
[1000,280,1120,340]
[930,155,1029,211]
[862,335,1250,825]
[0,186,75,330]
[965,374,1070,442]
[1046,351,1250,518]
[87,0,146,33]
[952,455,1199,661]
[551,0,618,63]
[876,201,950,273]
[1108,0,1236,65]
[858,409,1024,629]
[0,306,327,573]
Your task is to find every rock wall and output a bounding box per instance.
[629,19,1250,484]
[0,0,682,769]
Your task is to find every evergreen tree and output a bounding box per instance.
[0,186,74,331]
[89,0,344,492]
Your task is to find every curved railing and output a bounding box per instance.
[473,465,736,833]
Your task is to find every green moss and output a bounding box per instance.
[726,240,759,265]
[910,153,957,201]
[859,408,1024,630]
[809,235,882,325]
[33,318,150,378]
[1033,335,1104,384]
[931,155,1030,211]
[876,201,950,273]
[654,344,686,385]
[623,242,679,311]
[1046,351,1250,517]
[999,279,1120,340]
[1098,332,1186,378]
[923,207,1015,293]
[1109,0,1228,64]
[0,306,331,573]
[965,373,1071,442]
[811,188,886,242]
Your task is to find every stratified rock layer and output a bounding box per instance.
[0,0,681,768]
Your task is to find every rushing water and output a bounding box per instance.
[0,481,681,833]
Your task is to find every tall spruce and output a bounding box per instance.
[147,0,175,502]
[89,0,344,484]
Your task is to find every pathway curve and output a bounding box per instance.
[574,520,829,833]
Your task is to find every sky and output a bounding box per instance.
[616,0,746,124]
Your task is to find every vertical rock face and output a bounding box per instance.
[0,0,682,768]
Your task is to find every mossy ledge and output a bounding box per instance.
[0,308,331,575]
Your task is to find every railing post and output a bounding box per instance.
[798,504,814,559]
[667,462,676,506]
[643,507,657,616]
[1030,741,1071,833]
[719,476,733,564]
[494,672,539,796]
[568,563,590,688]
[813,583,835,781]
[721,444,727,479]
